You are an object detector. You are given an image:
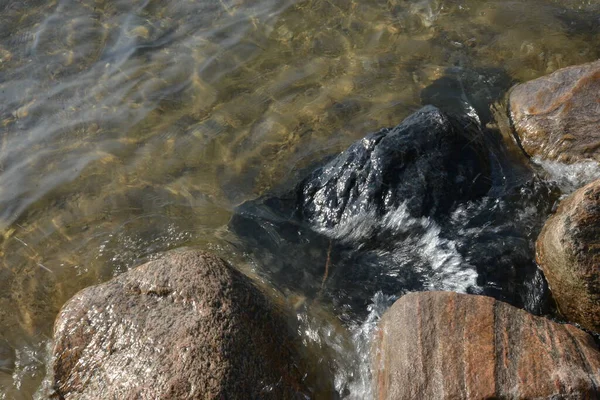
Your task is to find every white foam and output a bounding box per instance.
[417,225,477,292]
[340,291,397,399]
[320,203,423,244]
[534,157,600,194]
[294,292,397,399]
[319,204,479,294]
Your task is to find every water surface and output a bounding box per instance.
[1,0,599,397]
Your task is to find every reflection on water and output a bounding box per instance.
[0,0,599,397]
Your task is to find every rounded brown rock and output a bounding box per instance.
[509,60,600,163]
[537,179,600,332]
[50,249,309,399]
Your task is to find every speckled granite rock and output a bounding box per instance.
[51,250,309,399]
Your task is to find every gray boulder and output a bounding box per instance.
[229,105,556,314]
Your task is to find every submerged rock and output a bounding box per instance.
[509,60,600,164]
[50,250,309,399]
[537,179,600,332]
[373,291,600,400]
[420,67,513,125]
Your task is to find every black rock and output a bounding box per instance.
[229,104,558,317]
[229,106,495,311]
[296,105,491,228]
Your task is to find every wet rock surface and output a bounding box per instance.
[509,60,600,163]
[231,106,490,306]
[537,179,600,333]
[50,250,308,399]
[373,291,600,400]
[230,106,556,315]
[296,105,491,228]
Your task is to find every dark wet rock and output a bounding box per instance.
[509,60,600,163]
[296,105,491,228]
[453,177,559,315]
[51,250,309,399]
[230,106,559,315]
[537,179,600,332]
[230,106,492,305]
[373,291,600,400]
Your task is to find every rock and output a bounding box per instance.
[373,291,600,400]
[509,60,600,163]
[229,106,562,315]
[296,105,491,228]
[229,106,494,310]
[233,104,493,235]
[50,250,309,399]
[536,179,600,332]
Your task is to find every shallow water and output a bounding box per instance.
[1,0,599,397]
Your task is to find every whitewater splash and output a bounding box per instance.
[533,157,600,194]
[296,291,397,399]
[318,203,479,294]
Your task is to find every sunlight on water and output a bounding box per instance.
[0,0,599,396]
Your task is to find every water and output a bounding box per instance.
[533,157,600,194]
[0,0,599,397]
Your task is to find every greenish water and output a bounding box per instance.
[0,0,599,397]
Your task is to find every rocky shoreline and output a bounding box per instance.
[47,60,600,399]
